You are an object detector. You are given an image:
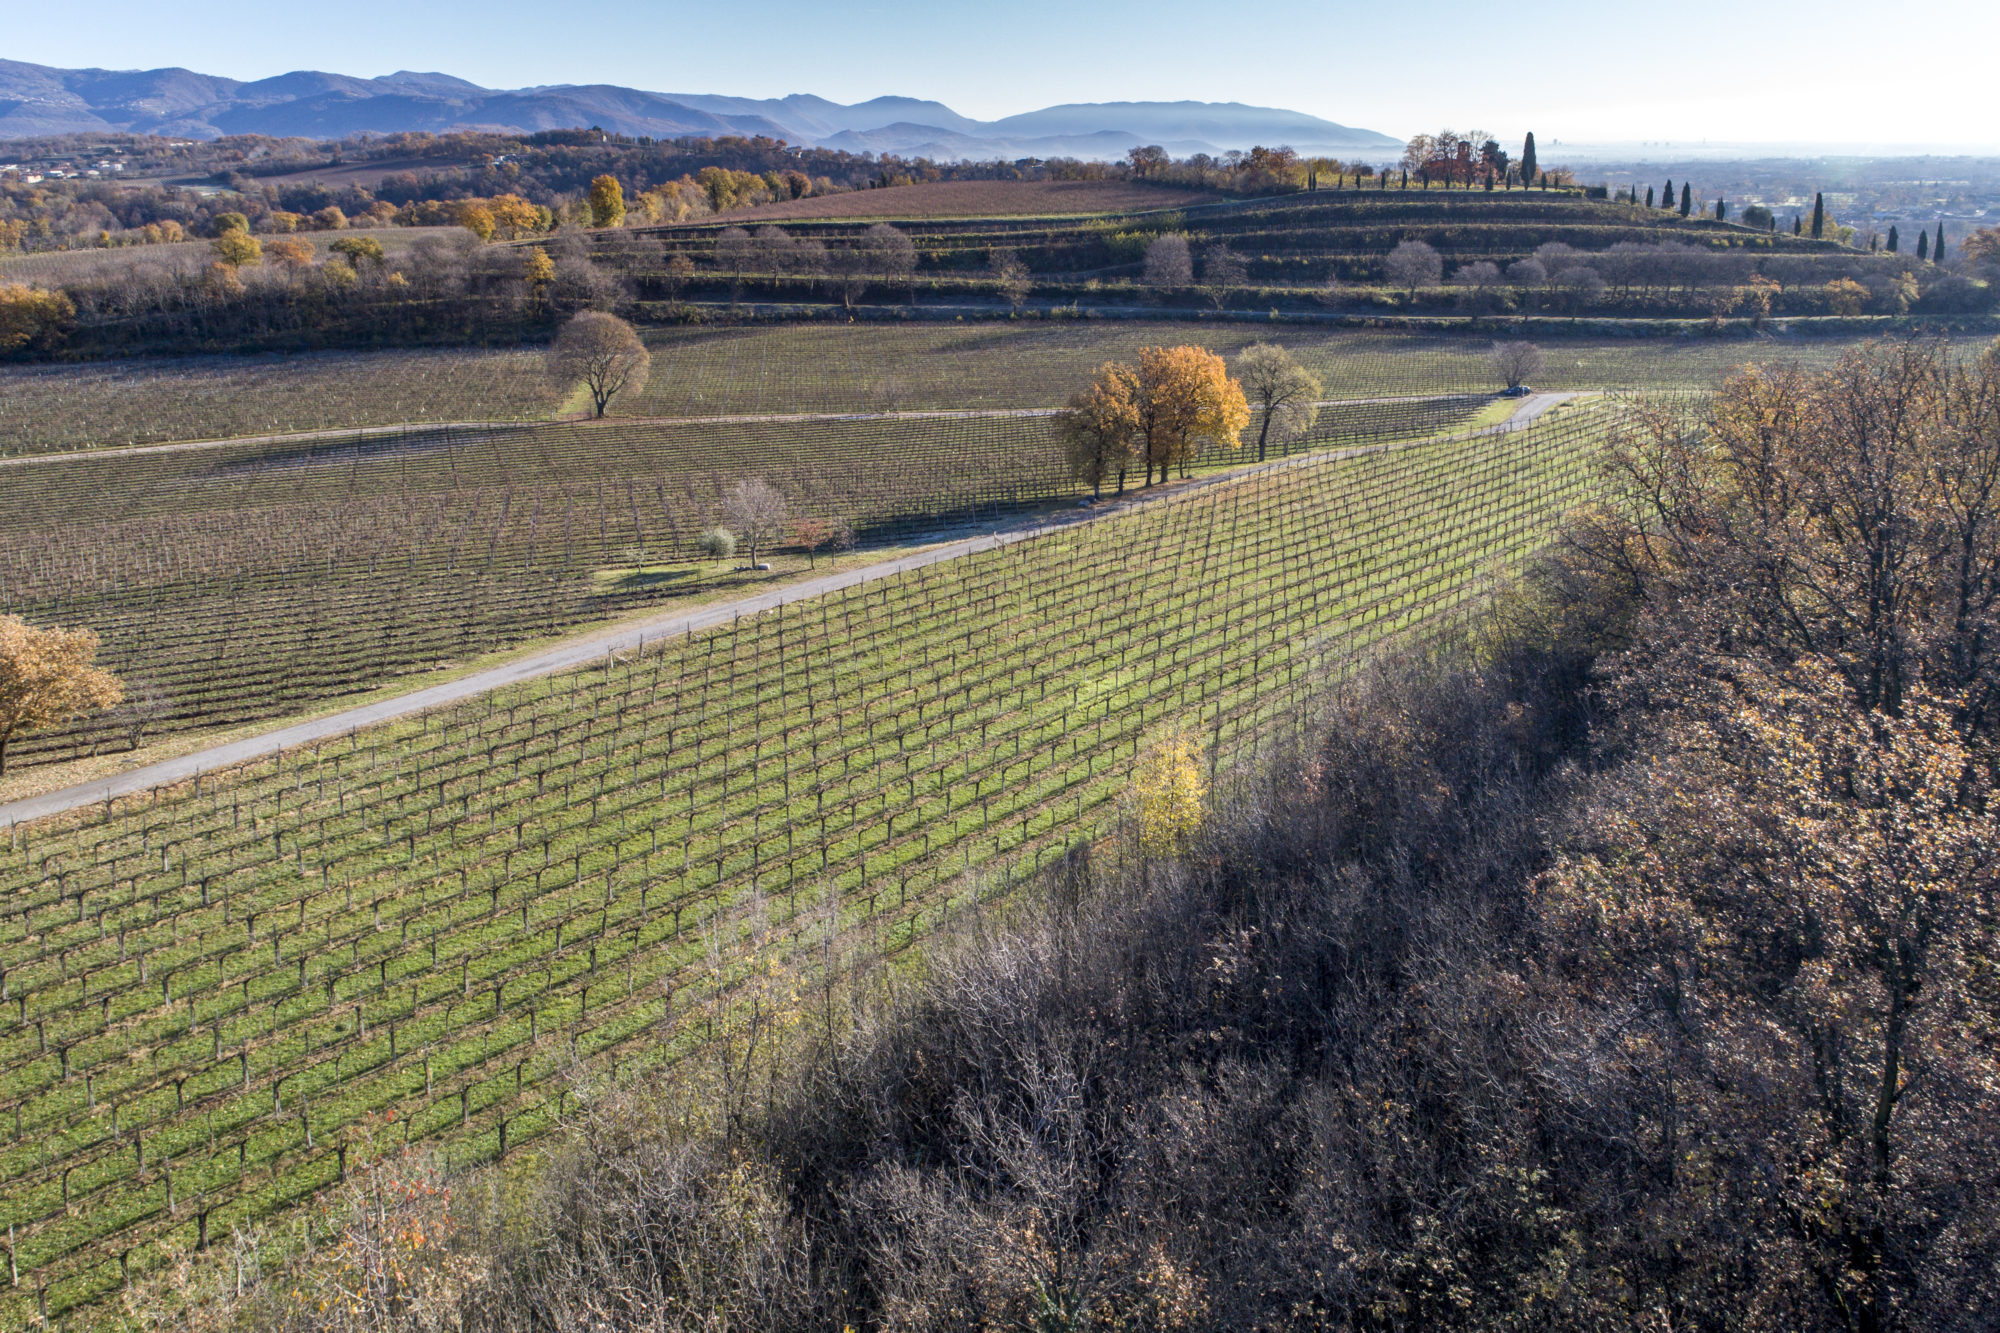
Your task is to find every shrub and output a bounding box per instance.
[696,526,737,564]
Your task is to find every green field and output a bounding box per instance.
[0,402,1616,1319]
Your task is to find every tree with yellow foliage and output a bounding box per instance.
[457,202,496,242]
[1822,276,1869,316]
[211,230,262,267]
[0,284,74,351]
[1133,727,1206,854]
[588,175,627,228]
[0,616,122,774]
[1055,362,1141,498]
[1133,345,1250,483]
[490,194,544,240]
[523,246,557,311]
[330,236,384,270]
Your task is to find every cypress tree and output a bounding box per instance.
[1936,222,1946,262]
[1521,132,1537,186]
[1918,229,1930,261]
[1887,225,1899,252]
[1794,215,1803,236]
[1715,198,1726,220]
[1401,169,1408,188]
[1645,186,1655,208]
[1680,182,1692,217]
[1662,179,1674,209]
[1810,193,1824,239]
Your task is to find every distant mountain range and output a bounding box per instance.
[0,60,1402,161]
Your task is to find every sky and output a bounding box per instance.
[10,0,2000,150]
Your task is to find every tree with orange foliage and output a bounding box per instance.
[266,237,315,273]
[0,616,122,774]
[1056,361,1142,498]
[1132,345,1249,483]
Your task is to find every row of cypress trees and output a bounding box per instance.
[1636,182,1950,259]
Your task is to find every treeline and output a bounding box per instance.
[0,128,1562,257]
[0,129,1157,255]
[4,230,621,356]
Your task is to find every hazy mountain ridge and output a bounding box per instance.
[0,60,1400,159]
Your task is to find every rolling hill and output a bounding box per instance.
[0,59,1400,159]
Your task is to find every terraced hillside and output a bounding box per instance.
[0,402,1617,1320]
[633,188,1914,316]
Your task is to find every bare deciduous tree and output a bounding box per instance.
[713,227,753,281]
[721,480,788,567]
[547,312,651,418]
[863,224,917,296]
[1384,240,1442,303]
[1201,245,1248,310]
[791,516,855,568]
[753,226,794,283]
[1142,234,1193,291]
[1555,264,1606,310]
[112,678,172,751]
[989,248,1031,311]
[1489,340,1547,390]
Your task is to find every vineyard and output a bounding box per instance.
[624,322,1869,417]
[0,349,561,457]
[0,399,1618,1320]
[0,326,1866,458]
[644,188,1870,302]
[0,395,1490,767]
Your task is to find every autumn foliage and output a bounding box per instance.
[0,615,122,772]
[0,284,75,352]
[1056,346,1248,493]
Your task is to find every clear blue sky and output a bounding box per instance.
[11,0,1998,148]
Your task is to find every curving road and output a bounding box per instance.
[0,392,1579,828]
